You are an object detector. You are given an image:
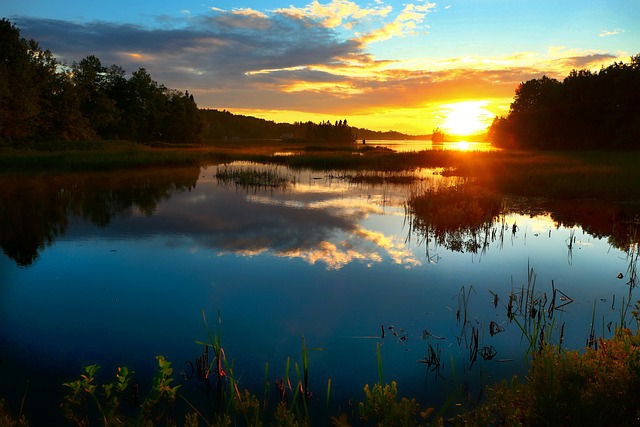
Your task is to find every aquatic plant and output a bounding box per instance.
[61,358,194,427]
[215,164,292,190]
[358,381,424,427]
[406,184,504,254]
[463,327,640,426]
[0,398,28,427]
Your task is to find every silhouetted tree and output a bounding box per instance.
[0,19,204,144]
[72,55,119,136]
[490,54,640,150]
[0,19,58,143]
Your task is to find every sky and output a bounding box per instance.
[3,1,639,135]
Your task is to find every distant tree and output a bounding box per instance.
[163,90,204,144]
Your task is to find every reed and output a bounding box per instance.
[214,164,291,190]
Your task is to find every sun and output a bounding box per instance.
[439,100,494,136]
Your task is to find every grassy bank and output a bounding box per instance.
[2,141,640,201]
[0,141,222,171]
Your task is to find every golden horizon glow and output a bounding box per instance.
[439,100,495,136]
[454,141,470,150]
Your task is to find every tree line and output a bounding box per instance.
[0,19,203,145]
[201,109,359,143]
[489,54,640,150]
[0,18,362,146]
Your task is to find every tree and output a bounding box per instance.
[163,90,204,144]
[72,55,119,136]
[489,55,640,150]
[0,18,58,143]
[0,19,206,144]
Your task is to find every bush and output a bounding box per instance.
[465,328,640,426]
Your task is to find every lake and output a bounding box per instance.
[0,162,638,424]
[361,139,494,152]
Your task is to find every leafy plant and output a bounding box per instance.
[463,327,640,426]
[358,381,429,427]
[0,399,29,427]
[61,358,197,427]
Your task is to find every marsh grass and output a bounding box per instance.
[4,140,640,202]
[7,292,640,426]
[0,143,220,171]
[405,184,504,253]
[214,164,292,190]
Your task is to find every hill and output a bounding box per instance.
[199,109,422,142]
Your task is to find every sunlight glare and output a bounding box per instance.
[439,101,494,136]
[455,141,470,150]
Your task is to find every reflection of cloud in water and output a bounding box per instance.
[68,170,421,270]
[278,240,379,270]
[211,190,420,270]
[355,228,422,268]
[274,224,421,270]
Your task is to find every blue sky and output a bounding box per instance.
[3,0,638,134]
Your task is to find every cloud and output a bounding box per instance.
[356,2,435,44]
[599,29,622,37]
[557,53,617,69]
[274,0,392,28]
[9,4,629,134]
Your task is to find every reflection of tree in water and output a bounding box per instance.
[406,184,504,253]
[0,167,199,266]
[540,199,640,253]
[407,184,640,256]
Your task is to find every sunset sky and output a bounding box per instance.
[4,1,639,135]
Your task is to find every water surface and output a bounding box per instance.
[0,163,637,423]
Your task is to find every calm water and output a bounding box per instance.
[0,163,637,424]
[362,139,494,152]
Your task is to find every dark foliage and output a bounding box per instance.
[200,109,358,143]
[0,19,204,145]
[489,54,640,149]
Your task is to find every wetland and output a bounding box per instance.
[1,142,639,425]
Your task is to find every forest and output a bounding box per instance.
[489,54,640,149]
[0,19,384,146]
[0,19,205,145]
[200,109,361,143]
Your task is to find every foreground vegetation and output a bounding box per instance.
[2,308,640,426]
